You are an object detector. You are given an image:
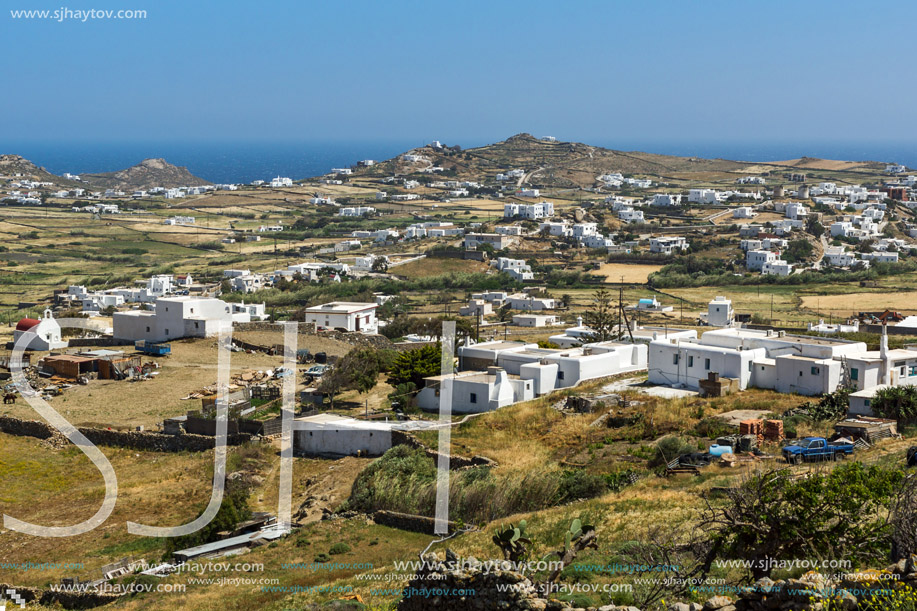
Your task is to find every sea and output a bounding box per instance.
[4,139,915,184]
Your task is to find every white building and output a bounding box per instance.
[417,367,535,413]
[706,296,734,327]
[688,189,722,204]
[14,310,68,350]
[785,202,809,220]
[445,340,647,404]
[303,302,378,334]
[464,233,516,250]
[648,328,869,395]
[824,246,857,267]
[650,236,688,255]
[504,201,554,219]
[113,297,235,342]
[517,189,540,198]
[512,314,558,327]
[762,259,794,276]
[339,206,375,217]
[618,207,645,223]
[494,225,524,236]
[506,293,556,310]
[572,222,598,238]
[270,176,293,188]
[231,301,269,321]
[733,206,758,219]
[746,249,777,271]
[651,193,682,207]
[492,257,534,281]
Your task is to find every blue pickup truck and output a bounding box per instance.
[782,437,854,464]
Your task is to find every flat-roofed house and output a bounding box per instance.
[304,302,378,334]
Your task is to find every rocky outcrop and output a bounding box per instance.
[81,158,210,190]
[397,553,630,611]
[397,552,917,611]
[698,557,917,611]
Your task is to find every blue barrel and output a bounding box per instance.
[708,444,731,457]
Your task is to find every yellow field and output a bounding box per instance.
[589,263,663,283]
[800,291,917,315]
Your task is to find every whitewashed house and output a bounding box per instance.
[688,189,721,204]
[762,259,793,276]
[746,249,777,271]
[651,193,682,207]
[113,297,234,342]
[339,206,375,217]
[304,302,378,334]
[650,236,688,254]
[492,257,534,281]
[504,201,553,219]
[618,207,645,223]
[506,293,556,310]
[733,206,758,219]
[648,328,868,395]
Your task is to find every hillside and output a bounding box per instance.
[81,157,211,190]
[0,154,81,187]
[346,133,891,189]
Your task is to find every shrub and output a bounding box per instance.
[651,436,695,467]
[557,470,608,503]
[328,542,351,555]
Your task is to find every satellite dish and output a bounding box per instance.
[573,208,585,222]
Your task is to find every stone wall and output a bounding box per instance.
[392,431,496,470]
[373,510,455,535]
[67,337,134,347]
[0,583,120,609]
[0,416,251,452]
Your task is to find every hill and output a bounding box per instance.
[81,157,211,190]
[346,133,890,188]
[0,154,81,187]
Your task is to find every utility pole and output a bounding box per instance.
[770,294,774,324]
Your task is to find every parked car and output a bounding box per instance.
[782,437,854,464]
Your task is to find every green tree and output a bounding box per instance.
[582,288,617,342]
[871,385,917,426]
[699,462,904,580]
[371,257,389,273]
[806,217,825,237]
[164,479,251,556]
[781,239,814,263]
[388,344,441,389]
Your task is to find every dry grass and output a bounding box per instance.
[1,338,288,428]
[392,257,490,279]
[589,263,663,284]
[800,291,917,316]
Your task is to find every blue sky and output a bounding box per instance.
[3,0,915,145]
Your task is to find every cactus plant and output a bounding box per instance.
[492,519,532,562]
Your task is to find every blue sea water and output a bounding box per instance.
[3,139,914,184]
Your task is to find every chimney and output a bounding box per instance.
[576,316,583,327]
